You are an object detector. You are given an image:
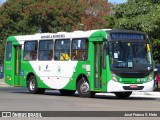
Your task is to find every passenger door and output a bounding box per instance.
[94,42,103,89]
[4,43,21,86]
[14,45,21,86]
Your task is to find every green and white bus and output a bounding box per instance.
[4,29,154,98]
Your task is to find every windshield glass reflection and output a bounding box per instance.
[109,42,152,71]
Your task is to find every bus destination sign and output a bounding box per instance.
[111,33,145,40]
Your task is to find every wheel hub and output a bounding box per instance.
[30,79,35,91]
[80,82,89,94]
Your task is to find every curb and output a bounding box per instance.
[0,82,8,87]
[0,79,5,86]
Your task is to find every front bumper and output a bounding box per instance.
[107,79,154,92]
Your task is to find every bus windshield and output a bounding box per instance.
[109,42,152,71]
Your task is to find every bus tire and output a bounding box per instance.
[77,77,95,98]
[114,92,132,99]
[59,89,76,96]
[28,75,45,94]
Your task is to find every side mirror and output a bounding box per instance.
[104,42,109,54]
[104,42,108,49]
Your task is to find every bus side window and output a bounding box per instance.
[71,38,88,61]
[24,52,31,60]
[38,40,53,60]
[6,42,12,61]
[54,39,70,61]
[24,41,37,61]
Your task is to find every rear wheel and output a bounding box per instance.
[114,92,132,99]
[77,77,95,98]
[59,89,76,96]
[27,75,45,94]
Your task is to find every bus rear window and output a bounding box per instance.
[6,42,12,61]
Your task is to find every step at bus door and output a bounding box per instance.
[14,45,21,86]
[94,43,103,89]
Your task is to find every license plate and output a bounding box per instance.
[130,85,138,88]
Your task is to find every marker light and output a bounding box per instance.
[111,72,118,82]
[148,72,153,82]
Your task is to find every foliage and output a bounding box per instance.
[106,0,160,61]
[0,0,110,63]
[74,0,110,30]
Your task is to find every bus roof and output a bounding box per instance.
[7,29,111,42]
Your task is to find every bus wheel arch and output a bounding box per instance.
[26,73,45,94]
[76,74,95,98]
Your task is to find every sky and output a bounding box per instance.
[108,0,128,4]
[0,0,6,5]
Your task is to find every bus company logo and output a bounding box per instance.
[44,65,50,72]
[39,66,41,71]
[57,65,61,74]
[46,65,48,70]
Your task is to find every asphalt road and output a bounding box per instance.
[0,86,160,111]
[0,82,160,119]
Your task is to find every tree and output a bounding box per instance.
[74,0,110,30]
[106,0,160,61]
[0,0,111,63]
[22,0,84,33]
[0,0,83,63]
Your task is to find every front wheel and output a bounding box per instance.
[27,75,45,94]
[114,92,132,99]
[77,77,95,98]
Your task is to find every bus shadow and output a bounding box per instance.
[7,88,158,100]
[44,90,158,100]
[94,94,157,100]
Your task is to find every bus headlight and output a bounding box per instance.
[112,72,118,82]
[148,72,153,82]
